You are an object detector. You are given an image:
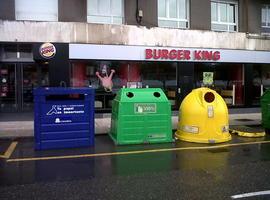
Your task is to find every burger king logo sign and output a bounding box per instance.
[39,43,56,59]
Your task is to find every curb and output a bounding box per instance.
[0,113,262,138]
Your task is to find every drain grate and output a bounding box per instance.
[208,148,229,153]
[235,119,254,122]
[230,125,265,133]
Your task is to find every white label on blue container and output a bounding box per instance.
[46,105,85,115]
[55,118,72,123]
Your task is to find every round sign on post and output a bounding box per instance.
[39,42,56,59]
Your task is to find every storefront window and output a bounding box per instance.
[158,0,189,29]
[211,0,238,32]
[0,62,48,112]
[261,65,270,89]
[0,44,33,61]
[87,0,124,24]
[0,64,16,112]
[71,61,177,111]
[194,63,244,106]
[252,64,270,105]
[141,62,177,108]
[2,44,17,60]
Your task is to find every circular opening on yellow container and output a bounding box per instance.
[204,92,215,103]
[153,92,161,98]
[126,92,134,98]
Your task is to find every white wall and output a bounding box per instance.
[1,20,270,51]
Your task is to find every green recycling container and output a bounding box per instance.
[109,88,173,145]
[261,89,270,133]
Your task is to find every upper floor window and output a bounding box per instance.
[262,5,270,29]
[158,0,189,29]
[87,0,124,24]
[211,0,238,32]
[15,0,58,21]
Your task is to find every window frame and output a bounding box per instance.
[87,0,124,25]
[211,0,238,32]
[158,0,190,29]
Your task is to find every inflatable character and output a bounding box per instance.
[96,69,115,92]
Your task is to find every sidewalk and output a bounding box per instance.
[0,108,262,138]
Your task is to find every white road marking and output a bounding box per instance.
[231,190,270,199]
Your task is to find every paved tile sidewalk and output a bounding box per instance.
[0,112,262,138]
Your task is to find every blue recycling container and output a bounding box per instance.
[34,87,95,150]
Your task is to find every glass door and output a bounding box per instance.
[21,63,49,111]
[21,64,37,111]
[0,63,17,112]
[176,63,195,108]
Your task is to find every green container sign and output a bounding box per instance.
[135,103,157,113]
[109,88,173,145]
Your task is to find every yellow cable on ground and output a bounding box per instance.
[229,129,265,137]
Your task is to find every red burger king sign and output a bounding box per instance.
[39,42,56,59]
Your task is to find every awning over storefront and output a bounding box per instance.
[69,44,270,64]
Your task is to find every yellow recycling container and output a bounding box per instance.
[175,87,231,143]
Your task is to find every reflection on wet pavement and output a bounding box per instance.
[1,134,270,199]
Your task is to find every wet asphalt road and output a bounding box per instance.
[1,134,270,200]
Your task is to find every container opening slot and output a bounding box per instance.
[126,92,134,98]
[45,94,85,101]
[153,92,161,98]
[204,92,215,103]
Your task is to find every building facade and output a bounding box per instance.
[1,0,270,113]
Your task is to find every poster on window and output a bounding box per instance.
[203,72,214,86]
